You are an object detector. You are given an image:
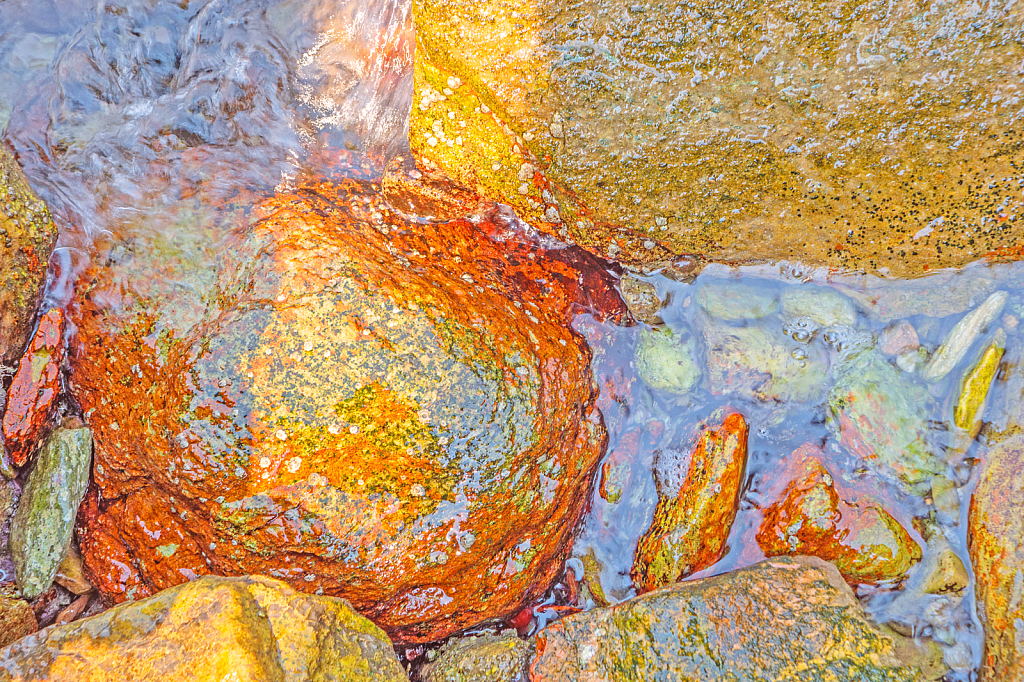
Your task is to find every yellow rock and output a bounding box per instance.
[0,575,407,682]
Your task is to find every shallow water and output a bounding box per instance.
[1,0,1021,678]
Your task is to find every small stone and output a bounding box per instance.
[420,632,533,682]
[633,328,700,396]
[54,544,93,596]
[619,276,661,325]
[10,426,93,599]
[921,548,969,595]
[879,320,919,357]
[696,280,777,321]
[780,286,856,327]
[0,575,407,681]
[922,290,1007,383]
[953,329,1005,440]
[632,412,748,593]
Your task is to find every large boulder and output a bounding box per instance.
[71,177,617,643]
[0,575,406,681]
[531,556,944,680]
[411,0,1024,274]
[0,143,56,367]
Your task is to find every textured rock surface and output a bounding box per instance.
[72,178,618,643]
[532,556,944,681]
[0,589,36,649]
[633,328,699,396]
[756,445,920,584]
[10,426,91,600]
[411,0,1024,274]
[828,347,944,491]
[780,286,856,328]
[0,143,57,367]
[421,632,532,682]
[632,412,747,593]
[969,434,1024,682]
[0,575,406,681]
[2,309,64,468]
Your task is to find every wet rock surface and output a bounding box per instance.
[411,0,1024,274]
[420,632,532,682]
[0,144,57,369]
[969,434,1024,681]
[0,574,407,681]
[0,588,36,649]
[632,412,747,593]
[756,445,921,584]
[2,309,65,469]
[71,178,617,643]
[532,556,944,681]
[10,426,91,600]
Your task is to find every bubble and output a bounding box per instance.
[784,317,818,342]
[791,348,807,361]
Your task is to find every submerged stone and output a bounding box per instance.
[10,426,92,600]
[695,281,777,321]
[880,321,920,358]
[780,286,856,328]
[921,548,970,597]
[618,277,661,326]
[532,556,944,681]
[411,0,1024,275]
[632,412,747,593]
[954,331,1006,442]
[633,328,699,396]
[2,308,65,468]
[702,319,828,404]
[969,434,1024,682]
[828,347,944,491]
[922,291,1007,383]
[420,632,532,682]
[756,445,921,584]
[0,575,406,681]
[72,178,615,643]
[0,143,57,369]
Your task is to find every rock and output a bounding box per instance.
[532,556,945,681]
[880,321,920,357]
[2,308,65,468]
[969,434,1024,681]
[618,276,661,325]
[702,319,828,404]
[0,477,16,553]
[72,179,615,643]
[633,328,699,396]
[10,426,92,600]
[921,548,970,597]
[953,330,1006,441]
[756,446,921,584]
[0,143,58,368]
[53,545,92,596]
[0,575,407,681]
[632,412,747,593]
[420,632,532,682]
[780,286,856,328]
[828,347,944,491]
[695,281,777,321]
[0,589,36,649]
[922,291,1008,383]
[411,0,1024,275]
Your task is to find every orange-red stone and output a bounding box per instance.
[3,308,64,467]
[71,176,621,643]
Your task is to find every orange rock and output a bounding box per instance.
[757,445,921,584]
[631,412,748,593]
[71,176,621,643]
[2,308,64,468]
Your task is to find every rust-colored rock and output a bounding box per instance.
[969,434,1024,681]
[0,575,406,681]
[72,177,618,643]
[757,445,921,584]
[0,588,36,649]
[631,411,748,593]
[2,308,64,468]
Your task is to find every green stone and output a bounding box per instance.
[634,328,700,396]
[11,427,93,599]
[696,281,777,321]
[780,286,857,327]
[422,633,533,682]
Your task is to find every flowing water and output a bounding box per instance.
[2,1,1021,679]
